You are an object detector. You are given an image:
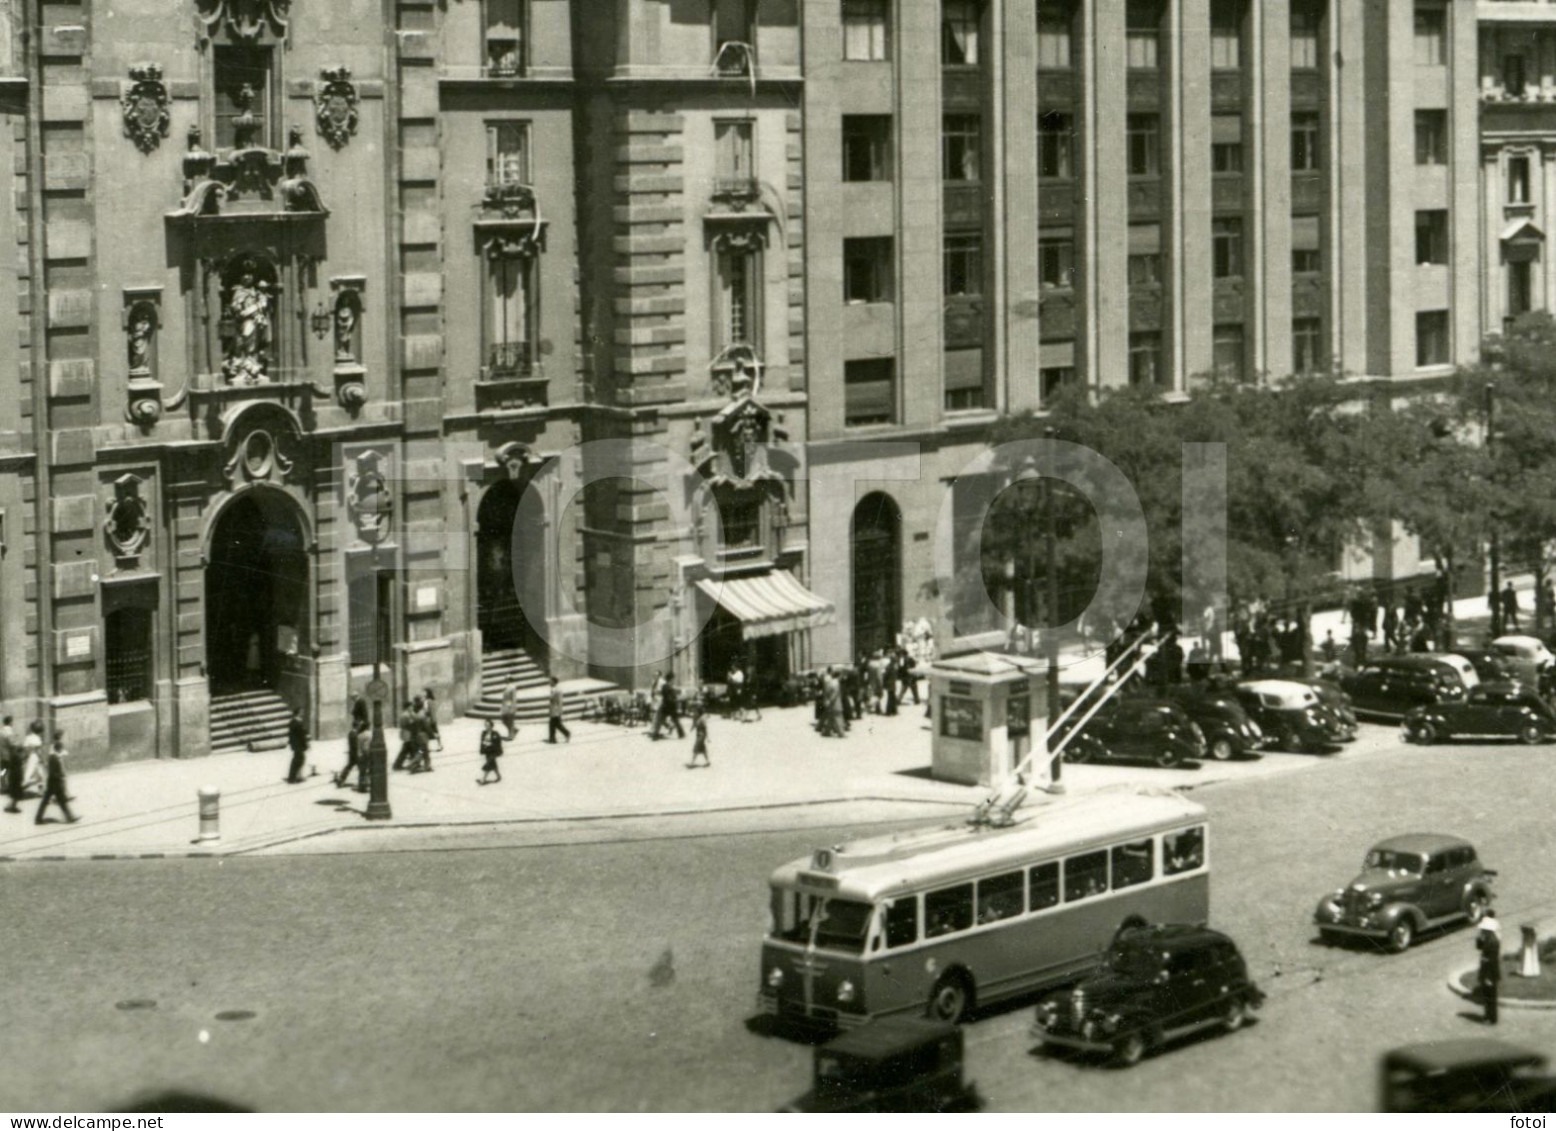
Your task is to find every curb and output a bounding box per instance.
[1445,964,1556,1011]
[0,792,973,863]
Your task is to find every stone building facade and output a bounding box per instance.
[0,0,1550,767]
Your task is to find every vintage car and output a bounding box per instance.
[779,1017,981,1113]
[1275,674,1359,740]
[1031,924,1265,1067]
[1381,1039,1556,1113]
[1448,648,1517,687]
[1339,662,1467,722]
[1313,834,1495,953]
[1492,635,1556,689]
[1058,695,1205,768]
[1231,680,1340,753]
[1402,681,1556,744]
[1161,684,1265,761]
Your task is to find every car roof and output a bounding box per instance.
[819,1017,958,1060]
[1385,1039,1547,1075]
[1494,635,1546,650]
[1118,923,1232,951]
[1370,833,1474,856]
[1237,679,1318,704]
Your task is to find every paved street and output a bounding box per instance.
[6,720,1556,1112]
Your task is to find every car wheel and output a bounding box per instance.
[927,972,972,1024]
[1221,998,1247,1032]
[1387,918,1414,954]
[1519,722,1544,745]
[1208,737,1235,762]
[1413,722,1437,745]
[1154,750,1181,769]
[1112,1030,1147,1068]
[1465,892,1489,925]
[1065,740,1091,765]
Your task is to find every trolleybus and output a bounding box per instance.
[757,785,1209,1027]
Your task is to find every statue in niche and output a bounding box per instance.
[335,300,357,363]
[128,307,155,376]
[222,262,273,384]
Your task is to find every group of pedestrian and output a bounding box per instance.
[810,647,922,738]
[0,717,76,824]
[391,691,441,774]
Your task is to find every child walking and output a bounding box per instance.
[477,718,504,785]
[687,707,710,769]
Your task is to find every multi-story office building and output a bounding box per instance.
[0,0,1546,766]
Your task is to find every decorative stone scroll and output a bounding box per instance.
[196,0,291,42]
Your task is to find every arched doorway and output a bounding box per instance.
[852,492,902,657]
[206,490,309,693]
[476,479,543,653]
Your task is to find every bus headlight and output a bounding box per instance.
[837,980,856,1003]
[767,967,784,989]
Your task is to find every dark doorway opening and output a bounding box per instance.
[206,492,308,694]
[852,492,902,657]
[476,479,541,653]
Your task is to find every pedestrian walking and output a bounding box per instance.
[1,715,21,813]
[500,679,519,741]
[350,694,370,731]
[393,699,416,771]
[1320,629,1338,664]
[21,720,44,795]
[547,677,571,744]
[422,686,442,751]
[1501,582,1521,631]
[1477,911,1503,1025]
[727,663,746,722]
[335,718,364,789]
[33,729,76,825]
[285,709,309,783]
[687,707,710,769]
[825,668,846,737]
[477,718,504,784]
[649,678,683,740]
[409,696,434,773]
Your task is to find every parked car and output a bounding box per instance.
[1448,648,1517,687]
[1058,695,1205,768]
[1161,684,1265,761]
[1403,682,1556,744]
[1031,924,1265,1067]
[1273,674,1359,740]
[1313,834,1495,952]
[1339,663,1467,722]
[1231,680,1338,753]
[779,1017,981,1113]
[1371,653,1476,693]
[1492,635,1556,689]
[1382,1039,1556,1113]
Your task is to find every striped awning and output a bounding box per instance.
[696,570,837,640]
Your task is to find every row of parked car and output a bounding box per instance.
[1056,633,1556,768]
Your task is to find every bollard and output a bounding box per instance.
[1519,924,1541,978]
[197,786,221,843]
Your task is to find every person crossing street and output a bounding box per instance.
[34,729,77,825]
[546,677,571,744]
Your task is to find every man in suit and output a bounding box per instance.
[1478,911,1503,1026]
[547,677,571,744]
[285,710,309,783]
[34,729,77,825]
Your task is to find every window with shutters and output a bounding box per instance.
[845,358,896,427]
[842,0,889,60]
[486,121,530,189]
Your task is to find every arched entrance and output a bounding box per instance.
[852,492,902,657]
[206,490,310,693]
[476,479,543,653]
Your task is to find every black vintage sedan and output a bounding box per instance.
[1402,682,1556,745]
[1058,695,1205,768]
[1339,662,1466,722]
[1162,684,1265,760]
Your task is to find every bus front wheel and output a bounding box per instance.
[927,972,973,1024]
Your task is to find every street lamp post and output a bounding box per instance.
[1044,427,1064,794]
[365,543,392,821]
[1487,382,1501,641]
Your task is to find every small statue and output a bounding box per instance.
[334,302,357,362]
[128,310,154,375]
[223,265,272,385]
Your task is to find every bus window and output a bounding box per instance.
[771,887,820,943]
[976,871,1025,924]
[1111,839,1155,890]
[1063,850,1109,902]
[1164,827,1205,875]
[884,896,918,949]
[925,883,974,938]
[1029,862,1059,911]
